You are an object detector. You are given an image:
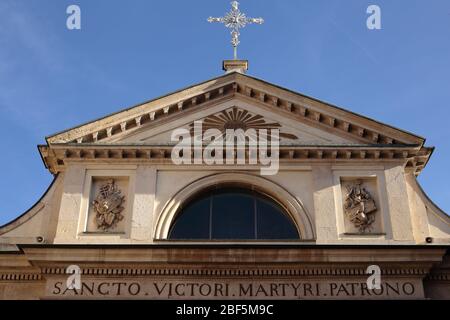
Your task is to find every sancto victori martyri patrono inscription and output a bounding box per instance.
[46,279,422,300]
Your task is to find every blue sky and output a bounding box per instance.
[0,0,449,225]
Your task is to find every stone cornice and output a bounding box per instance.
[45,73,425,147]
[20,246,446,264]
[0,246,445,282]
[39,144,433,176]
[47,75,238,144]
[0,266,436,283]
[0,273,42,281]
[37,265,433,278]
[426,272,450,281]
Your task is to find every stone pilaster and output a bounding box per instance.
[130,166,157,241]
[312,166,338,243]
[384,165,415,242]
[54,165,86,243]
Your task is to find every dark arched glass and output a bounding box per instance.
[169,187,300,240]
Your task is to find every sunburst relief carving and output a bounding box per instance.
[189,107,298,140]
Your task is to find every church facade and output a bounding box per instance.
[0,62,449,300]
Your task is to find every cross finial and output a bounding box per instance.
[208,1,264,60]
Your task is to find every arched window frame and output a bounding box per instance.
[154,173,315,241]
[168,186,301,240]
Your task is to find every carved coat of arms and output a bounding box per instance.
[344,181,377,233]
[92,179,125,231]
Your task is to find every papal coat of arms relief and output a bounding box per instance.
[343,180,377,233]
[92,179,126,231]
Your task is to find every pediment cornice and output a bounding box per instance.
[46,73,425,147]
[39,143,432,176]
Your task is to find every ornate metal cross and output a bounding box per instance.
[208,1,264,60]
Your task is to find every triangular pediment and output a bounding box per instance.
[46,72,425,147]
[40,72,434,176]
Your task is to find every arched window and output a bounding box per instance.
[168,187,300,240]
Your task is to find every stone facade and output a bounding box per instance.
[0,70,449,300]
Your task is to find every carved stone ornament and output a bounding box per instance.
[344,180,377,233]
[92,179,125,231]
[190,107,299,140]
